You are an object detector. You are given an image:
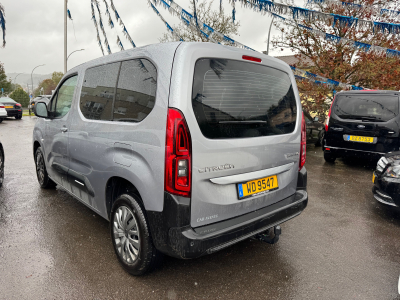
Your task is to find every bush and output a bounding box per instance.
[9,88,30,107]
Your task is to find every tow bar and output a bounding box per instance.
[256,225,281,244]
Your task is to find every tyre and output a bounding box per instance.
[110,193,163,276]
[15,115,22,120]
[315,131,324,147]
[35,147,56,189]
[0,146,4,188]
[324,151,336,163]
[0,118,3,123]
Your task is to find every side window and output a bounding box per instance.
[80,62,120,121]
[114,59,157,122]
[53,76,78,118]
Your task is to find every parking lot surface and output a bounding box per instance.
[1,117,400,300]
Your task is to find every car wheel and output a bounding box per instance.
[0,146,4,188]
[15,116,22,120]
[110,193,163,276]
[0,118,3,123]
[324,151,336,163]
[35,147,56,189]
[315,131,324,147]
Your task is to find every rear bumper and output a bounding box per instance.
[325,146,386,157]
[147,171,308,259]
[6,109,22,117]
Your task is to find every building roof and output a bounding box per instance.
[273,54,314,68]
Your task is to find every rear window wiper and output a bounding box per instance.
[218,120,267,124]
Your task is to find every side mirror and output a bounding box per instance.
[34,102,49,118]
[313,116,319,122]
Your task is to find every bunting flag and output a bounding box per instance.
[67,9,73,20]
[117,36,124,50]
[93,0,112,54]
[108,0,136,48]
[154,0,364,90]
[90,1,105,55]
[271,12,400,58]
[102,0,115,28]
[308,0,400,19]
[0,4,6,47]
[149,1,184,41]
[230,0,400,35]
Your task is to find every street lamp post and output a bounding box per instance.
[66,49,85,70]
[64,0,68,74]
[266,14,275,56]
[13,73,24,91]
[31,64,45,96]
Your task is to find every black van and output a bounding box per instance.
[324,90,400,163]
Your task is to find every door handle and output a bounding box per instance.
[61,128,68,133]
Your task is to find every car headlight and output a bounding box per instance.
[385,165,400,178]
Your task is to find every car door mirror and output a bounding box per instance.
[34,102,49,118]
[313,116,319,122]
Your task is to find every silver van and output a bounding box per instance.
[33,42,308,275]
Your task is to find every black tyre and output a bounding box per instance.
[324,151,336,163]
[0,146,4,188]
[315,131,324,147]
[15,115,22,120]
[35,147,56,189]
[110,193,163,276]
[0,118,3,123]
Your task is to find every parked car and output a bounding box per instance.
[29,95,51,114]
[0,103,7,123]
[303,111,324,146]
[0,141,4,188]
[0,97,22,120]
[372,152,400,208]
[324,90,400,163]
[33,42,308,275]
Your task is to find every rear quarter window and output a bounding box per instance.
[192,58,297,139]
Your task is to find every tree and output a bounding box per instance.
[159,0,240,43]
[0,62,11,94]
[0,3,5,47]
[9,88,29,107]
[51,71,63,86]
[272,0,400,119]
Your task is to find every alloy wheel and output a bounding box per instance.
[36,152,45,185]
[113,206,140,264]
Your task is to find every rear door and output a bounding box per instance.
[328,93,400,153]
[169,44,302,228]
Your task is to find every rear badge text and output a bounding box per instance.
[198,164,235,173]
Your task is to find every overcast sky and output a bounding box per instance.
[0,0,301,76]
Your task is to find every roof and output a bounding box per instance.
[273,54,314,68]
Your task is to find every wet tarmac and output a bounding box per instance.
[1,116,400,299]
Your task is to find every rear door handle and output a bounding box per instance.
[61,128,68,133]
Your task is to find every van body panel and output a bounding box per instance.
[168,43,303,227]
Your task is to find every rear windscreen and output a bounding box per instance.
[333,94,399,122]
[192,58,297,139]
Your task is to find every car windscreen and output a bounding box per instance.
[333,94,399,122]
[191,58,297,139]
[0,98,15,103]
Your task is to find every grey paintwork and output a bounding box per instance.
[33,42,302,228]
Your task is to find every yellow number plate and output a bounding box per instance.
[238,175,279,199]
[5,106,13,108]
[347,135,374,143]
[372,173,375,183]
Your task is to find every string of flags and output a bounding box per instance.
[153,0,363,90]
[270,12,400,58]
[93,0,112,54]
[307,0,400,19]
[148,1,184,41]
[90,1,105,55]
[108,0,136,48]
[153,0,255,50]
[231,0,400,35]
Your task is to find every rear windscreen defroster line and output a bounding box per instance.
[333,94,399,122]
[191,58,297,139]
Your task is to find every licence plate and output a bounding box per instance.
[372,173,375,183]
[347,135,374,143]
[237,175,279,199]
[5,106,13,108]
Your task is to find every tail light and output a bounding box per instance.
[16,103,21,107]
[325,97,335,132]
[165,108,192,197]
[0,105,4,109]
[299,112,306,171]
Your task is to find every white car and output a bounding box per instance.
[0,104,7,123]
